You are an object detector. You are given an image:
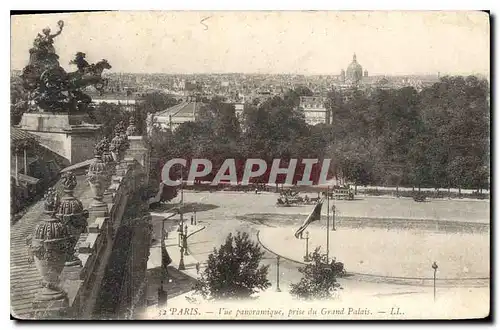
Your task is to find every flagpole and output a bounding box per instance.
[326,186,330,263]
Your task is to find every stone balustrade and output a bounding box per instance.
[32,133,152,319]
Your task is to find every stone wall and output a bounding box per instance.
[67,158,151,319]
[70,133,102,165]
[29,136,154,319]
[18,113,102,165]
[25,130,72,164]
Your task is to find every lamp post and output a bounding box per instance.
[326,186,330,263]
[183,225,189,256]
[178,246,186,270]
[276,255,281,292]
[332,205,336,231]
[177,222,182,247]
[432,262,438,301]
[158,217,169,306]
[303,231,310,262]
[177,177,184,226]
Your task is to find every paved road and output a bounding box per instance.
[178,191,489,293]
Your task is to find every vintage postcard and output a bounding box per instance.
[10,11,490,320]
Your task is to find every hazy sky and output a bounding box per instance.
[11,11,490,76]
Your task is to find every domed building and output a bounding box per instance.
[345,53,363,85]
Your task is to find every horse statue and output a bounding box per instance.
[67,58,112,94]
[21,20,112,112]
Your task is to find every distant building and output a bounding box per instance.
[344,53,364,85]
[298,96,329,125]
[92,96,137,111]
[234,103,244,118]
[149,97,203,131]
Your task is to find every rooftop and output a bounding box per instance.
[11,128,39,148]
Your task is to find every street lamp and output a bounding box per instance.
[178,246,186,270]
[182,231,189,256]
[276,255,281,292]
[159,217,170,307]
[303,231,310,262]
[177,222,183,247]
[332,205,336,231]
[432,261,438,301]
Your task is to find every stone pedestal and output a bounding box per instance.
[89,199,109,224]
[126,136,151,183]
[32,296,69,318]
[18,112,102,165]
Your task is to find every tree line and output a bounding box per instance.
[147,75,489,191]
[11,75,490,191]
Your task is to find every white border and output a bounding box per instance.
[2,1,497,330]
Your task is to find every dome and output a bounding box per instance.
[33,217,70,240]
[57,170,85,219]
[57,196,84,217]
[346,53,363,84]
[119,135,130,151]
[102,151,114,165]
[110,132,129,152]
[88,155,107,176]
[34,190,70,240]
[96,137,114,166]
[56,196,87,232]
[109,133,122,152]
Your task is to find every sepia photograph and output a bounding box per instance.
[9,10,490,320]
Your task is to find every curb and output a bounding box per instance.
[256,230,307,266]
[256,228,490,287]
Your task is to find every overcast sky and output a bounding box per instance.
[11,11,489,76]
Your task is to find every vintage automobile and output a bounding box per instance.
[322,185,355,200]
[276,188,304,206]
[413,192,427,202]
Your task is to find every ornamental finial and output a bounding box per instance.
[61,171,77,193]
[43,187,60,214]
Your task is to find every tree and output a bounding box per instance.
[290,247,345,300]
[90,103,129,138]
[137,92,179,114]
[283,85,313,108]
[194,232,271,300]
[11,77,29,125]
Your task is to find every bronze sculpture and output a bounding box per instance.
[21,20,112,113]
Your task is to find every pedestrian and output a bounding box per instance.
[196,262,200,274]
[190,215,194,225]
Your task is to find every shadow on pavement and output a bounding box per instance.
[164,266,199,299]
[150,202,220,214]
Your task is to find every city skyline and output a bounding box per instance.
[11,11,489,76]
